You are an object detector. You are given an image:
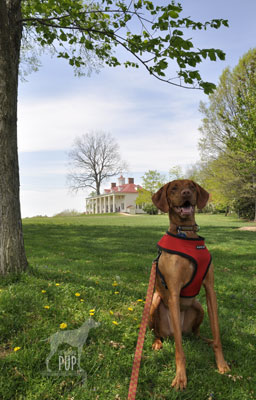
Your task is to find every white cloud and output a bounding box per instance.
[18,77,203,174]
[20,188,86,218]
[18,93,129,152]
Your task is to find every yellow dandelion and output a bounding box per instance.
[137,299,143,302]
[114,291,119,295]
[112,321,119,325]
[75,292,81,297]
[14,347,21,352]
[109,310,114,315]
[60,323,67,329]
[80,299,84,302]
[112,281,118,287]
[90,309,95,312]
[128,307,133,311]
[55,283,60,286]
[89,312,95,316]
[43,305,50,309]
[41,290,46,294]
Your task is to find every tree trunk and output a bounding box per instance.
[253,174,256,222]
[96,179,100,195]
[254,196,256,222]
[0,0,28,274]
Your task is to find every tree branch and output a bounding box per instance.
[20,14,204,90]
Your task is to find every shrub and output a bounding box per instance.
[54,209,83,217]
[234,198,255,220]
[143,204,158,215]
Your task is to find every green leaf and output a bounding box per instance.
[85,41,94,50]
[216,50,226,61]
[169,11,179,19]
[144,1,154,11]
[208,50,217,61]
[200,81,216,94]
[134,0,142,9]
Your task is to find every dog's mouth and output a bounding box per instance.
[174,201,195,217]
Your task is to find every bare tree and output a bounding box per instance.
[67,132,127,195]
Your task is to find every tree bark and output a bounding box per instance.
[253,174,256,222]
[0,0,27,274]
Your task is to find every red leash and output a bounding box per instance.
[127,261,157,400]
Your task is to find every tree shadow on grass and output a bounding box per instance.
[23,222,255,267]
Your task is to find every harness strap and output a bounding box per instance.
[155,251,168,290]
[127,260,157,400]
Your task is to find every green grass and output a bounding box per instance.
[0,214,255,400]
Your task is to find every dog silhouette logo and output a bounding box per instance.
[45,318,100,372]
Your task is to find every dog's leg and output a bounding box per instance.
[168,294,187,391]
[149,292,163,350]
[149,292,161,321]
[191,300,204,336]
[182,300,204,336]
[203,264,230,373]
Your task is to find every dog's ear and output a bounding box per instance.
[192,181,209,209]
[152,183,170,213]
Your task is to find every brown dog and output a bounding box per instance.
[149,179,230,390]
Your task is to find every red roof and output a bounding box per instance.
[104,183,142,194]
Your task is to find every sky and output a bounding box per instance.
[18,0,256,217]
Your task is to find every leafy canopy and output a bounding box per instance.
[199,48,256,175]
[21,0,228,93]
[198,48,256,218]
[136,170,166,212]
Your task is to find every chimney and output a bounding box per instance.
[111,182,116,188]
[128,178,134,184]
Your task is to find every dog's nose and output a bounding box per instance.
[181,189,191,198]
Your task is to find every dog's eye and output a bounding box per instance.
[171,186,178,192]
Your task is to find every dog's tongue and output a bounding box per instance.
[181,205,193,215]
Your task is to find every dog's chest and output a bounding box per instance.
[157,232,212,298]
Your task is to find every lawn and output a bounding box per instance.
[0,214,255,400]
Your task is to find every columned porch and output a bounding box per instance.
[86,194,125,214]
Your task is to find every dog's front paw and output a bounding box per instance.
[171,370,187,391]
[152,338,163,350]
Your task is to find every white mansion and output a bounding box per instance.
[85,176,145,214]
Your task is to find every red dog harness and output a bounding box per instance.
[157,232,212,298]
